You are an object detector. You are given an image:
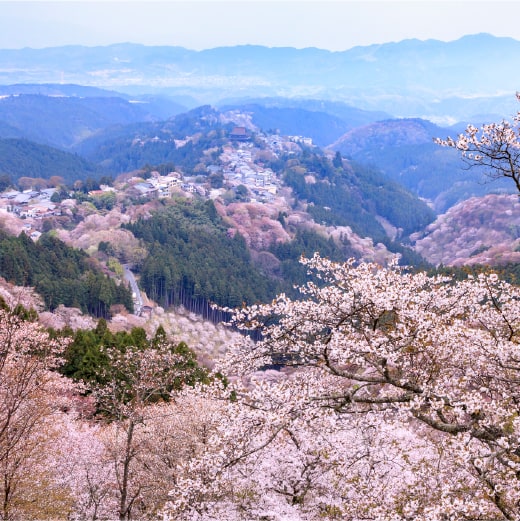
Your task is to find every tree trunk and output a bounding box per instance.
[119,420,135,521]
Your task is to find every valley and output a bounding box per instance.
[1,88,519,319]
[2,34,520,520]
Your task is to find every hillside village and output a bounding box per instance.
[3,118,520,276]
[0,127,309,236]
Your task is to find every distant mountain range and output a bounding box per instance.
[1,34,519,232]
[0,92,514,209]
[1,34,519,122]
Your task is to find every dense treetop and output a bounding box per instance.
[0,230,133,317]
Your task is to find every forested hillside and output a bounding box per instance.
[0,100,444,322]
[412,194,520,266]
[124,198,278,313]
[0,231,133,317]
[124,196,367,316]
[331,118,515,210]
[0,138,105,185]
[281,149,434,264]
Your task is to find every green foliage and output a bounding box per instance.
[50,185,70,203]
[92,191,116,210]
[61,324,152,384]
[60,327,109,384]
[0,231,133,317]
[208,171,224,188]
[233,184,249,201]
[270,229,354,292]
[107,257,124,277]
[60,322,208,398]
[166,339,210,390]
[98,241,115,256]
[0,138,105,186]
[125,198,278,313]
[470,244,491,257]
[332,151,343,169]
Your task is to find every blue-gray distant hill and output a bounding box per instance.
[330,118,515,212]
[0,138,105,185]
[0,87,188,149]
[1,35,519,121]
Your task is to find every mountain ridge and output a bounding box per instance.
[1,34,519,121]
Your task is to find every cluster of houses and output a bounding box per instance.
[125,135,289,204]
[0,187,59,219]
[217,143,281,203]
[0,126,315,240]
[125,171,199,200]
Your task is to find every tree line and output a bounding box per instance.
[0,231,133,317]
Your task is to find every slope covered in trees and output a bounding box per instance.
[332,118,515,211]
[0,138,105,186]
[123,194,376,315]
[124,198,279,314]
[282,149,434,264]
[0,231,133,317]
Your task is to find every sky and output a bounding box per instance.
[1,0,520,51]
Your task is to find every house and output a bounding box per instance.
[1,190,21,200]
[181,183,197,193]
[131,182,159,199]
[39,188,56,199]
[13,193,32,205]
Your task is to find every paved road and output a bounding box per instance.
[123,264,143,315]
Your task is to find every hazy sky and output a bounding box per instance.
[1,0,520,51]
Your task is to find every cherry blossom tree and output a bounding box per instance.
[0,306,75,520]
[53,415,117,521]
[126,395,227,518]
[89,330,207,520]
[435,93,520,193]
[164,254,520,520]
